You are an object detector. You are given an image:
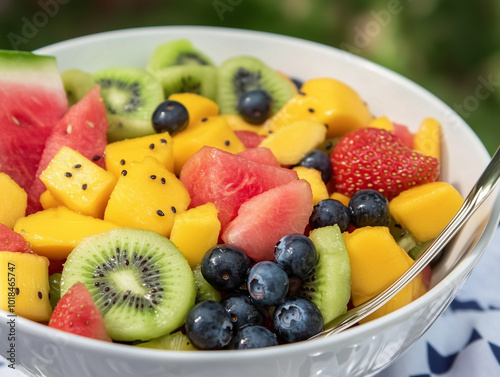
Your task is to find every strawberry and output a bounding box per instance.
[331,127,440,200]
[0,224,32,253]
[48,282,111,342]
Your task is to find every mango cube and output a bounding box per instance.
[390,182,463,242]
[172,115,245,174]
[0,251,52,321]
[342,226,425,322]
[292,166,329,205]
[104,156,190,237]
[330,192,351,207]
[0,173,27,228]
[14,206,119,260]
[169,92,219,130]
[104,132,174,178]
[170,203,221,267]
[40,146,116,218]
[413,118,441,162]
[39,190,60,210]
[265,78,373,138]
[259,120,327,165]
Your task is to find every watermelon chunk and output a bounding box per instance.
[393,123,414,149]
[27,85,109,213]
[0,50,67,196]
[222,179,313,262]
[180,146,298,229]
[0,223,32,253]
[234,130,267,148]
[237,147,280,167]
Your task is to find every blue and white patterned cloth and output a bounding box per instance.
[2,226,499,377]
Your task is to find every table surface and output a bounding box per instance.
[2,225,499,377]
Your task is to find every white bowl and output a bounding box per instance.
[1,26,499,377]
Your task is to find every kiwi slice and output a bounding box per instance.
[147,39,217,101]
[193,264,221,303]
[61,69,95,107]
[60,227,196,342]
[92,67,164,142]
[153,65,218,101]
[147,39,215,72]
[135,330,197,350]
[48,273,62,309]
[217,56,296,115]
[299,225,351,325]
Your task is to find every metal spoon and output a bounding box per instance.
[312,145,500,339]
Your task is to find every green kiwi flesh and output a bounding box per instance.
[61,69,95,107]
[92,67,164,142]
[61,227,196,342]
[48,273,62,310]
[193,264,221,303]
[153,65,218,101]
[217,56,296,115]
[300,225,351,325]
[135,330,197,350]
[147,39,215,72]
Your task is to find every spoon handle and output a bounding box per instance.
[314,146,500,338]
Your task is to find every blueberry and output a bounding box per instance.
[309,198,351,232]
[274,234,317,279]
[273,296,323,343]
[290,77,303,91]
[201,245,251,291]
[349,189,390,227]
[229,325,278,350]
[151,100,189,135]
[185,301,233,350]
[221,294,266,329]
[237,90,272,124]
[296,150,333,184]
[247,261,289,306]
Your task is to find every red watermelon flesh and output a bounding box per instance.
[222,179,313,262]
[0,51,67,195]
[179,146,298,230]
[26,85,109,214]
[393,123,414,149]
[238,147,280,167]
[234,130,267,148]
[0,224,32,253]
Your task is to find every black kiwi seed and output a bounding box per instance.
[234,68,262,98]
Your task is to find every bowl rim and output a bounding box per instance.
[3,25,499,364]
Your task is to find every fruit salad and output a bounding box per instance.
[0,39,464,351]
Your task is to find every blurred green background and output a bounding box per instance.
[1,0,498,154]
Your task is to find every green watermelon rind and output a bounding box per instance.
[0,50,60,82]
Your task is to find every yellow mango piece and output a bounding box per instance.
[342,226,417,306]
[104,156,190,237]
[292,167,329,205]
[390,182,464,242]
[368,116,394,132]
[170,203,221,267]
[220,114,268,135]
[172,116,245,175]
[330,192,351,207]
[40,146,116,218]
[266,78,373,138]
[0,251,52,321]
[14,206,119,260]
[258,120,327,165]
[169,92,219,130]
[39,190,60,210]
[0,173,27,228]
[413,117,441,162]
[105,132,174,178]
